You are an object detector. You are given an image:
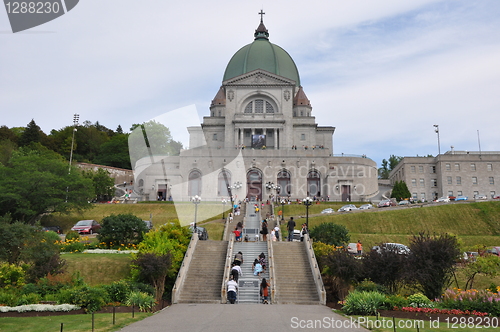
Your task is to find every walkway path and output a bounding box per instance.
[118,304,369,332]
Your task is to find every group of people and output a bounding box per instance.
[227,251,270,304]
[286,217,308,242]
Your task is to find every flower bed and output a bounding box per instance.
[0,304,80,313]
[395,306,488,316]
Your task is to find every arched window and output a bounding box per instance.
[277,169,291,195]
[188,170,202,197]
[138,179,144,187]
[247,169,263,200]
[218,171,231,196]
[307,170,321,197]
[244,99,275,114]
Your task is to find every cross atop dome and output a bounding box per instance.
[254,9,269,40]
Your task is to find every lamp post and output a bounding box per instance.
[68,113,79,173]
[302,196,313,230]
[433,124,441,155]
[280,199,286,221]
[192,195,201,230]
[221,198,227,220]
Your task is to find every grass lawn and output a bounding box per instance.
[0,312,151,332]
[62,254,132,286]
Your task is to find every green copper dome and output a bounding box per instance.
[223,20,301,86]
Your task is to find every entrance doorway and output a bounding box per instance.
[247,169,262,200]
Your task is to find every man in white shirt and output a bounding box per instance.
[231,264,242,282]
[227,277,238,304]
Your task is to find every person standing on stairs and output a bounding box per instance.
[234,251,243,266]
[287,217,296,241]
[260,278,270,304]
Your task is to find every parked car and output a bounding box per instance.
[474,194,487,200]
[372,243,410,255]
[321,208,335,214]
[463,251,479,262]
[378,199,396,208]
[292,229,301,242]
[71,220,101,234]
[42,226,63,234]
[189,225,209,240]
[338,204,357,212]
[398,200,410,205]
[435,196,450,203]
[486,247,500,256]
[347,242,362,255]
[359,204,374,210]
[455,196,468,201]
[493,195,500,199]
[448,196,456,201]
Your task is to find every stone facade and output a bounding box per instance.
[131,20,379,203]
[389,151,500,201]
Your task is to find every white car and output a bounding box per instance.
[321,208,335,214]
[372,243,410,255]
[474,194,487,200]
[359,204,374,210]
[338,204,357,212]
[436,196,450,203]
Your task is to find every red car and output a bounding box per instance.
[71,220,101,234]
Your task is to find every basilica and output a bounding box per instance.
[131,16,379,205]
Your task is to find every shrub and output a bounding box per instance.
[59,238,85,253]
[405,233,461,299]
[356,280,388,294]
[65,231,80,241]
[104,280,132,303]
[361,248,406,294]
[0,289,19,306]
[383,294,409,309]
[319,250,361,301]
[57,285,109,312]
[16,293,41,306]
[0,262,25,289]
[98,214,147,248]
[126,291,156,312]
[309,223,350,247]
[342,291,387,315]
[43,230,62,244]
[408,292,433,308]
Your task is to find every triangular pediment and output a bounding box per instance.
[223,69,296,86]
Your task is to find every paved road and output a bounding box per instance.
[118,304,369,332]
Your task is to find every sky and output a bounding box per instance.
[1,0,499,167]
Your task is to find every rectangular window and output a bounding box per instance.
[213,133,217,141]
[491,191,496,198]
[411,166,416,173]
[412,192,418,199]
[488,164,493,171]
[471,163,476,171]
[431,179,437,187]
[419,165,424,173]
[473,191,479,196]
[411,179,417,187]
[430,166,436,173]
[455,163,460,171]
[458,191,463,196]
[300,133,305,141]
[490,177,495,185]
[448,191,453,197]
[445,163,451,171]
[447,176,452,185]
[472,177,478,185]
[420,179,425,187]
[456,176,461,185]
[420,193,426,201]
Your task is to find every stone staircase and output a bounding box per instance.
[233,241,269,304]
[273,242,320,304]
[176,240,228,303]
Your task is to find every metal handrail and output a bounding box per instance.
[171,232,199,304]
[267,234,277,304]
[220,234,235,304]
[303,234,326,305]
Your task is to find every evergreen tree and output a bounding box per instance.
[18,119,41,147]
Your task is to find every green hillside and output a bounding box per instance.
[302,201,500,250]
